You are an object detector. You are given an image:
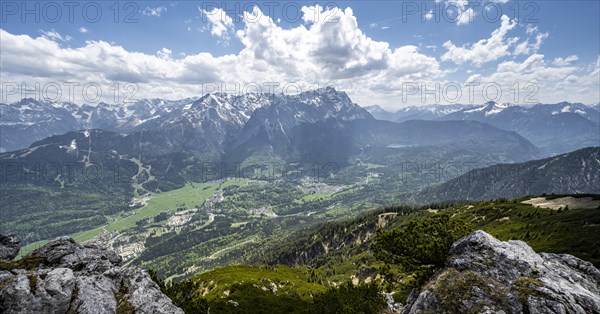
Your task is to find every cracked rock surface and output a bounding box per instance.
[0,234,20,261]
[403,230,600,314]
[0,236,183,314]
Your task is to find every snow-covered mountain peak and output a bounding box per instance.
[363,105,387,114]
[484,102,513,116]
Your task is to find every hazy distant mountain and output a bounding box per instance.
[0,99,82,153]
[411,146,600,203]
[530,102,599,123]
[364,101,599,156]
[441,102,600,155]
[363,105,392,120]
[359,119,539,161]
[0,98,194,152]
[0,95,274,153]
[364,104,477,122]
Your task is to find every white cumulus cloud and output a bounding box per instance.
[201,7,234,42]
[142,6,167,17]
[156,48,172,60]
[456,7,476,25]
[0,6,443,106]
[1,4,595,106]
[425,10,434,21]
[467,54,598,104]
[514,31,549,55]
[39,29,72,42]
[442,15,517,66]
[553,55,579,66]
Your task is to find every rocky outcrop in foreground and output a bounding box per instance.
[403,230,600,313]
[0,235,183,314]
[0,234,20,261]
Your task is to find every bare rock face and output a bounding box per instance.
[403,230,600,314]
[0,234,20,260]
[0,236,183,314]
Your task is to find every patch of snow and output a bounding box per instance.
[485,103,510,116]
[18,146,40,158]
[134,115,161,125]
[122,106,135,119]
[464,106,486,113]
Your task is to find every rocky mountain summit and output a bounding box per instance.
[403,230,600,313]
[0,234,183,314]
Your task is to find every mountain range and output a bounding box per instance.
[365,102,600,155]
[0,88,544,246]
[365,103,479,122]
[3,92,598,158]
[1,88,542,173]
[0,89,541,199]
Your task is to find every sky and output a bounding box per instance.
[0,0,599,109]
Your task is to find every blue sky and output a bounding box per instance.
[1,0,598,108]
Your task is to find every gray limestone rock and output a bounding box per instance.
[0,234,20,261]
[0,236,183,314]
[402,230,600,314]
